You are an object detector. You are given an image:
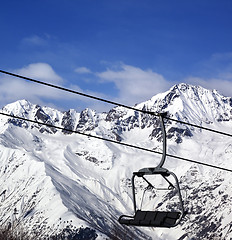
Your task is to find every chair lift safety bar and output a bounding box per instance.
[118,113,184,228]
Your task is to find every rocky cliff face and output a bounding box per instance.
[0,83,232,239]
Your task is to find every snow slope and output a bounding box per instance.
[0,83,232,239]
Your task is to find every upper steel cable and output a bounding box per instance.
[1,69,232,137]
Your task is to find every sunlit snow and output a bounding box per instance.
[0,83,232,239]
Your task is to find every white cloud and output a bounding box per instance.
[75,67,92,74]
[96,63,171,105]
[18,63,63,84]
[0,63,67,108]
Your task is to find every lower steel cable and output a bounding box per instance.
[0,111,232,173]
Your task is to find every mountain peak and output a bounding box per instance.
[3,99,33,115]
[169,83,209,96]
[134,83,232,126]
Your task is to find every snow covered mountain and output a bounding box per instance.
[0,83,232,239]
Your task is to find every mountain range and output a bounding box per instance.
[0,83,232,239]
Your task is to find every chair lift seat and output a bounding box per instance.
[119,210,181,227]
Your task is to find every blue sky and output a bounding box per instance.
[1,0,232,111]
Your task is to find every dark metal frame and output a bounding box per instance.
[118,113,184,227]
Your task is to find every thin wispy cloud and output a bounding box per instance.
[185,77,232,97]
[22,35,48,47]
[75,67,92,74]
[185,52,232,97]
[210,53,232,81]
